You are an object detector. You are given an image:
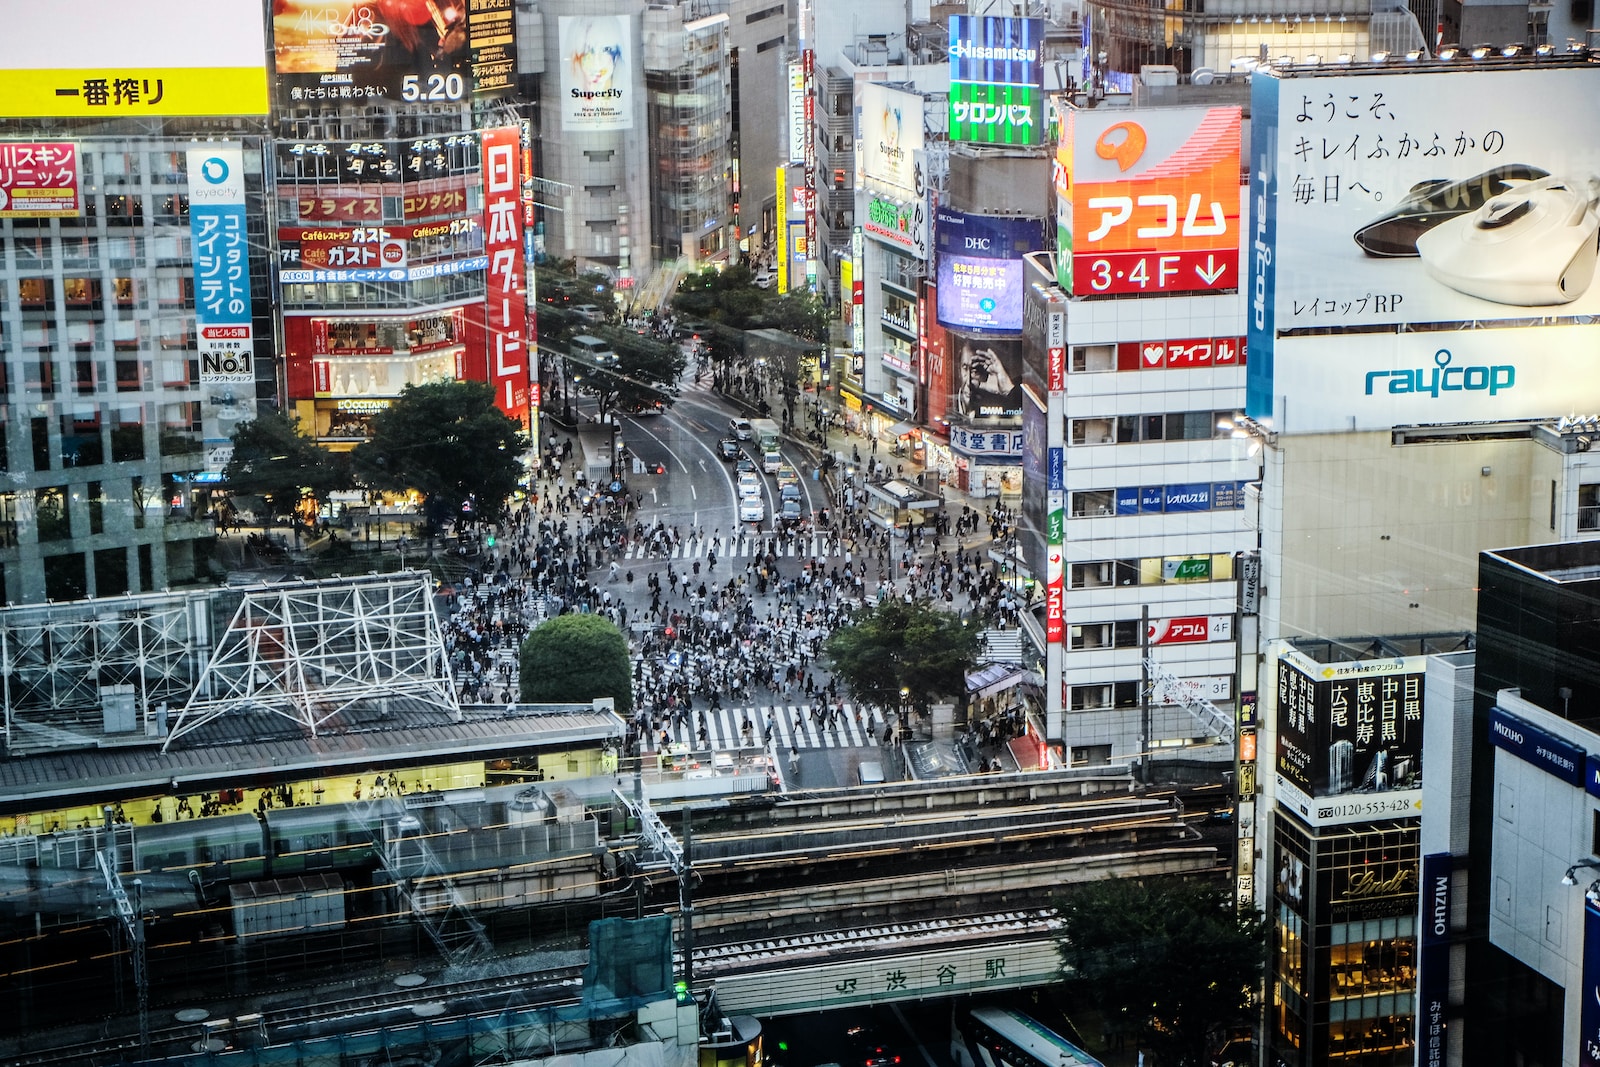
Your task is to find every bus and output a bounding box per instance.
[953,1008,1103,1067]
[751,418,781,472]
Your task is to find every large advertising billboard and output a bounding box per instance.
[558,15,634,131]
[0,0,268,117]
[482,127,527,423]
[863,192,928,258]
[935,210,1041,333]
[1275,647,1425,800]
[188,147,255,385]
[1057,105,1241,297]
[0,144,81,218]
[949,335,1025,420]
[860,83,924,193]
[948,16,1044,145]
[1249,66,1600,425]
[273,0,476,103]
[467,0,518,95]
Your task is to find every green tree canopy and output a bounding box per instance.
[822,598,981,713]
[352,380,526,530]
[572,326,686,418]
[519,614,633,714]
[224,411,349,518]
[1057,878,1266,1067]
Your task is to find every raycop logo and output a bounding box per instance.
[949,39,1038,63]
[1251,151,1271,332]
[1365,349,1515,398]
[200,157,229,185]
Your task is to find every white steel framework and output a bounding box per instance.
[163,572,458,750]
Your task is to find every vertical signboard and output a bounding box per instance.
[0,143,81,217]
[558,15,633,130]
[1417,852,1451,1067]
[776,166,789,293]
[947,16,1044,146]
[787,61,806,165]
[1061,105,1242,297]
[1584,901,1600,1067]
[802,48,817,284]
[482,127,527,423]
[188,147,254,384]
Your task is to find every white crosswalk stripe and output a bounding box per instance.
[641,703,888,752]
[623,535,841,561]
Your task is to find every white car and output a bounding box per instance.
[737,471,762,498]
[739,497,766,523]
[729,417,753,440]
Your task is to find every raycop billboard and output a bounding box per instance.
[948,16,1044,146]
[1056,105,1242,297]
[935,210,1042,334]
[1248,66,1600,430]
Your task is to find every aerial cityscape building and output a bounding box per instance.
[8,0,1600,1065]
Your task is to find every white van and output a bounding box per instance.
[857,761,885,786]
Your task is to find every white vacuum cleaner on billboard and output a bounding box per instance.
[1352,167,1600,307]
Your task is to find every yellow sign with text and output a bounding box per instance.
[0,68,269,117]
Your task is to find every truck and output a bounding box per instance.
[751,419,782,473]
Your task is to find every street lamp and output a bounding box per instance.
[1561,858,1600,886]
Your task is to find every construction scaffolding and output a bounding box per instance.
[163,572,457,750]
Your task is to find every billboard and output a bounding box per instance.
[1116,335,1245,371]
[482,127,527,423]
[1275,648,1425,799]
[950,335,1025,419]
[188,147,254,385]
[0,144,81,218]
[863,192,928,258]
[860,83,924,192]
[1058,106,1242,297]
[1148,616,1234,645]
[1249,67,1600,423]
[948,16,1044,145]
[559,15,634,131]
[467,0,518,95]
[935,210,1041,334]
[0,0,268,117]
[1255,323,1600,433]
[273,0,474,103]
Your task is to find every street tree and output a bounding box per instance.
[519,614,634,714]
[224,411,349,520]
[571,326,686,419]
[352,380,526,530]
[822,598,981,713]
[1056,877,1266,1067]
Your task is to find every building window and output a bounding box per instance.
[1071,489,1116,516]
[1580,483,1600,532]
[1069,681,1139,711]
[1070,744,1113,767]
[1070,559,1138,588]
[1070,619,1141,650]
[1072,344,1115,372]
[35,486,71,542]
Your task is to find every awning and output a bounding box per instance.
[886,421,916,438]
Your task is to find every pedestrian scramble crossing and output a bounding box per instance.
[641,703,890,752]
[620,534,841,562]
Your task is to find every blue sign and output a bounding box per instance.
[1418,852,1451,1067]
[1139,486,1164,513]
[1047,447,1064,491]
[1590,754,1600,799]
[1245,74,1279,420]
[188,148,252,330]
[667,652,682,668]
[1115,487,1140,515]
[947,16,1044,88]
[1213,481,1243,509]
[1488,705,1586,787]
[1585,902,1600,1067]
[1164,483,1212,512]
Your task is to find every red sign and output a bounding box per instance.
[1063,108,1241,297]
[1045,583,1063,642]
[482,126,527,423]
[1116,335,1245,371]
[1047,346,1065,391]
[1146,615,1232,645]
[290,180,471,223]
[0,142,80,217]
[289,226,409,271]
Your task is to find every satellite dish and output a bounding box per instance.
[1191,67,1216,84]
